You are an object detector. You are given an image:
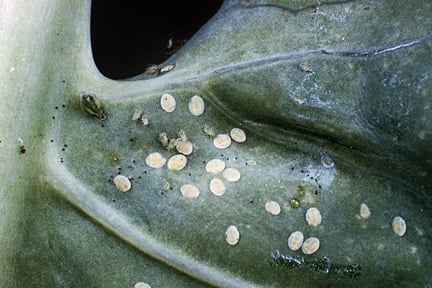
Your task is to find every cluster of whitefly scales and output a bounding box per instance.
[111,92,408,265]
[114,93,248,246]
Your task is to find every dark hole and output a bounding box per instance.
[91,0,224,79]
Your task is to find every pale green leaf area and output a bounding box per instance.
[0,0,431,287]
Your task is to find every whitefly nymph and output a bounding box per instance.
[145,152,166,168]
[223,168,241,182]
[113,175,131,192]
[134,282,152,288]
[80,94,106,120]
[209,178,225,196]
[392,216,407,236]
[265,201,281,215]
[160,93,176,112]
[320,155,335,168]
[180,184,200,198]
[305,207,322,227]
[167,154,188,170]
[302,237,320,255]
[359,203,371,219]
[213,134,231,149]
[230,128,247,143]
[176,140,193,155]
[225,225,240,246]
[188,95,205,116]
[288,231,304,251]
[205,159,226,173]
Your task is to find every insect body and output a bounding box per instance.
[299,63,314,73]
[202,124,215,137]
[158,63,176,75]
[145,64,158,75]
[80,94,106,120]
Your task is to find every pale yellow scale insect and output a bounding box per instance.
[209,178,225,196]
[302,237,320,255]
[145,152,166,168]
[230,128,246,143]
[223,168,241,182]
[160,93,176,112]
[225,225,240,245]
[113,175,131,192]
[134,282,152,288]
[288,231,304,251]
[265,201,281,215]
[176,140,193,155]
[188,95,205,116]
[392,216,407,236]
[305,207,322,227]
[213,134,231,149]
[359,203,371,219]
[167,154,187,170]
[205,159,225,173]
[180,184,200,198]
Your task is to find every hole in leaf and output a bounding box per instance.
[91,0,223,79]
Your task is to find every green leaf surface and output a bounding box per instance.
[1,1,431,287]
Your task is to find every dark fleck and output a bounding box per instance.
[19,145,26,154]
